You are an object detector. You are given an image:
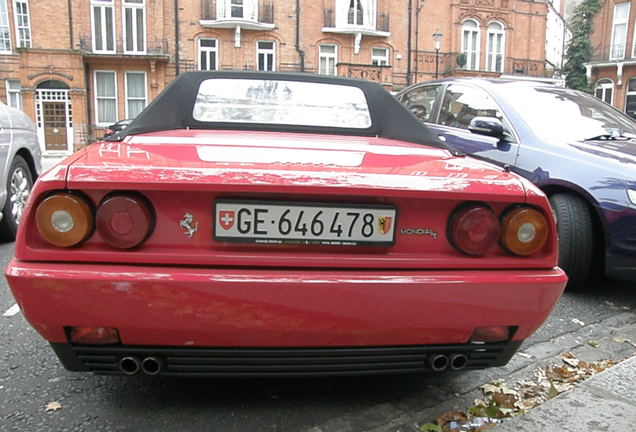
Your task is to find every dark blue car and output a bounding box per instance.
[397,78,636,288]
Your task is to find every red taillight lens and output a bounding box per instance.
[96,194,154,249]
[500,207,549,256]
[68,326,120,345]
[104,129,113,135]
[448,204,500,256]
[35,193,94,247]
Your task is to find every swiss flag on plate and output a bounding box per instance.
[219,210,235,230]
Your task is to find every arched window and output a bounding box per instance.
[594,79,614,105]
[461,20,480,71]
[486,22,505,72]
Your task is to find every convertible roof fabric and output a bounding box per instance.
[109,71,455,153]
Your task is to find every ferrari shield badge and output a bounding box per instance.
[180,213,199,238]
[378,216,392,235]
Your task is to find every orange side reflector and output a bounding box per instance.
[469,326,514,343]
[68,326,120,345]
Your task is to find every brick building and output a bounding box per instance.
[586,0,636,119]
[1,0,551,160]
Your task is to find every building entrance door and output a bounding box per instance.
[35,80,73,155]
[42,101,68,151]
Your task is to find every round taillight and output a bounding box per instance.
[448,204,500,256]
[500,207,549,256]
[96,194,154,249]
[35,193,94,247]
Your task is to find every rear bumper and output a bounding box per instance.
[6,260,566,371]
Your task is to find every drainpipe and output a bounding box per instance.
[84,63,93,144]
[175,0,180,75]
[67,0,74,49]
[295,0,305,72]
[407,0,412,85]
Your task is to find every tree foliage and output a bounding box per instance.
[563,0,602,91]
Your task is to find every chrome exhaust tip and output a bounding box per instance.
[118,356,141,375]
[428,354,449,371]
[450,353,468,370]
[141,357,162,376]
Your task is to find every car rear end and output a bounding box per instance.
[5,131,566,377]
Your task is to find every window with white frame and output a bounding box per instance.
[6,79,21,109]
[198,38,218,70]
[461,19,480,70]
[125,71,146,118]
[231,0,243,18]
[0,0,10,52]
[217,0,257,20]
[256,40,275,71]
[610,2,630,60]
[625,77,636,119]
[123,0,145,53]
[13,0,30,48]
[95,71,117,125]
[486,22,504,72]
[335,0,376,28]
[371,47,389,65]
[92,0,115,53]
[319,44,337,75]
[594,79,614,105]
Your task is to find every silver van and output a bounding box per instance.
[0,101,41,241]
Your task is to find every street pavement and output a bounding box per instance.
[494,355,636,432]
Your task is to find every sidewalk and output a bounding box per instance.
[494,355,636,431]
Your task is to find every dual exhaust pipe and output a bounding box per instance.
[428,353,468,371]
[118,356,162,376]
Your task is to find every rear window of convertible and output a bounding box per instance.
[192,78,373,129]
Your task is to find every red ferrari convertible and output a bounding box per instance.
[5,72,566,377]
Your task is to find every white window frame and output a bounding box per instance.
[94,70,118,126]
[12,0,30,48]
[230,0,244,18]
[486,21,505,72]
[198,38,219,70]
[461,19,480,71]
[91,0,115,53]
[594,79,614,105]
[335,0,376,28]
[0,0,10,53]
[217,0,257,21]
[318,44,338,75]
[371,46,389,66]
[625,77,636,118]
[122,0,146,54]
[6,79,21,110]
[610,2,630,60]
[124,71,147,118]
[256,40,275,71]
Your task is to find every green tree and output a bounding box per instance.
[563,0,602,91]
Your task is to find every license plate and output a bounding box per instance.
[214,200,397,246]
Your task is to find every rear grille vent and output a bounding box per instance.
[70,342,521,376]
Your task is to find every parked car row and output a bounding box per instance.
[0,101,41,242]
[397,78,636,288]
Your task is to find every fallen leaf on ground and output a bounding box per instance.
[588,340,600,348]
[571,318,585,326]
[45,402,62,412]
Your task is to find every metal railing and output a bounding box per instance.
[201,0,274,23]
[323,9,390,32]
[79,36,169,57]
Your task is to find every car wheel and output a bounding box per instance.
[0,155,33,242]
[549,193,594,289]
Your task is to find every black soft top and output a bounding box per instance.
[109,71,455,153]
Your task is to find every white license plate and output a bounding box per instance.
[214,200,396,246]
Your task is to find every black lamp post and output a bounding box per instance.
[433,29,442,79]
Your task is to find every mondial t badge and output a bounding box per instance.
[400,227,438,240]
[180,213,199,238]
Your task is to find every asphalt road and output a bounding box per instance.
[1,241,635,432]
